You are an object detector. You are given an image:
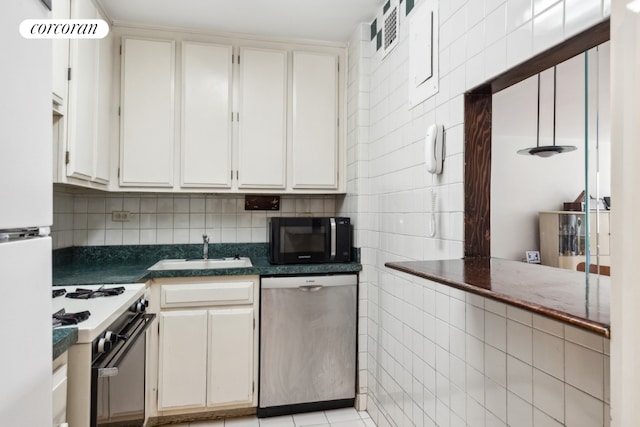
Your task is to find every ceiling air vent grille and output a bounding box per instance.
[381,0,400,58]
[384,5,398,50]
[370,0,401,59]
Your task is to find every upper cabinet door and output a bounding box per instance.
[181,42,233,188]
[291,51,339,190]
[120,37,175,187]
[237,48,287,189]
[94,28,113,184]
[66,0,99,181]
[52,0,70,107]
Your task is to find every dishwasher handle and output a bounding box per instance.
[298,285,323,292]
[262,274,357,290]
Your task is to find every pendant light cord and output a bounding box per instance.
[553,66,557,147]
[536,73,541,149]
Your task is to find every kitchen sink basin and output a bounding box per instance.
[148,257,253,271]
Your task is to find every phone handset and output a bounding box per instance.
[425,124,444,174]
[425,124,444,237]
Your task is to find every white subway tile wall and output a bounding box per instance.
[342,23,373,410]
[365,276,609,427]
[52,191,338,249]
[351,0,610,426]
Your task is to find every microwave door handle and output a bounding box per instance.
[330,218,336,259]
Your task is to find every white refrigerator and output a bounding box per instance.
[0,0,53,425]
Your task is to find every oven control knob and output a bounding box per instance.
[132,298,149,313]
[104,331,120,345]
[97,337,112,354]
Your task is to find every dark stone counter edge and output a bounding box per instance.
[53,263,363,286]
[385,262,610,338]
[53,327,78,360]
[52,244,362,286]
[144,263,363,279]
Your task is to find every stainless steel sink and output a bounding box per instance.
[147,257,253,271]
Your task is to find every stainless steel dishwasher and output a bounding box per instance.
[258,274,357,417]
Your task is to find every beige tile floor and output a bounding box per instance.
[171,407,375,427]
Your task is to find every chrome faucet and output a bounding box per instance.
[202,234,209,259]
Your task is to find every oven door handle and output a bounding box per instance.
[96,313,155,378]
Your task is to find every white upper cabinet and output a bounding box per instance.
[291,51,339,190]
[52,0,70,108]
[120,37,175,187]
[181,42,233,188]
[66,0,99,181]
[65,0,111,185]
[94,27,113,184]
[237,47,288,189]
[111,30,345,193]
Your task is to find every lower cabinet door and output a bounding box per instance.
[207,307,254,407]
[158,310,208,410]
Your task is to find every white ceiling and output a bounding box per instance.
[97,0,384,43]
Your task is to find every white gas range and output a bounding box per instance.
[53,283,153,427]
[53,284,147,343]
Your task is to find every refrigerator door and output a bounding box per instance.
[0,237,52,426]
[0,0,52,229]
[0,1,52,424]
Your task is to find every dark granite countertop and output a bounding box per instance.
[52,244,360,356]
[53,243,361,286]
[385,258,610,338]
[53,327,78,360]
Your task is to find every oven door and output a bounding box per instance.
[91,313,155,427]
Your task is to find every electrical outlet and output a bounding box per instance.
[111,211,131,222]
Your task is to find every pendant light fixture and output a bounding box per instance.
[517,67,577,157]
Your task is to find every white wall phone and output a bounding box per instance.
[425,124,444,174]
[425,124,444,237]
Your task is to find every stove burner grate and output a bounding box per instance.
[65,285,125,299]
[52,288,66,298]
[52,308,91,327]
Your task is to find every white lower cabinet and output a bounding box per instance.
[149,276,258,417]
[52,353,68,427]
[158,310,208,410]
[207,307,254,407]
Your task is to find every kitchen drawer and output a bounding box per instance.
[161,282,254,308]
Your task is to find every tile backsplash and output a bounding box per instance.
[52,190,338,249]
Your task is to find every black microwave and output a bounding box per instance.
[268,217,352,264]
